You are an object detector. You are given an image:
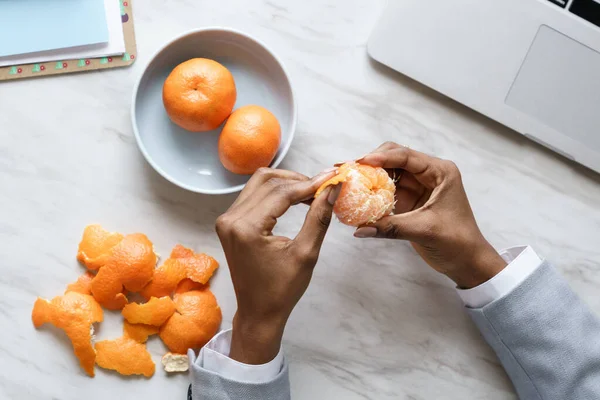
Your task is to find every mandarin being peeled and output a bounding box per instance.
[163,58,237,132]
[316,162,395,227]
[218,105,281,175]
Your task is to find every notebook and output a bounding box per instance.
[0,0,124,67]
[0,0,136,81]
[0,0,109,57]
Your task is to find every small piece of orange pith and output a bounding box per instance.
[162,352,189,373]
[31,292,103,377]
[122,296,176,326]
[159,288,222,354]
[140,245,218,299]
[95,335,155,377]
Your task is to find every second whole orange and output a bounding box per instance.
[162,58,237,132]
[218,105,281,175]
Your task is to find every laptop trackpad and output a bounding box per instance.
[506,25,600,151]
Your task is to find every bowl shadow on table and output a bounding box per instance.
[139,154,238,231]
[368,57,600,186]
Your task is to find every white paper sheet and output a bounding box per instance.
[0,0,125,68]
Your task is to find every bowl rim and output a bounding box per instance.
[131,27,297,195]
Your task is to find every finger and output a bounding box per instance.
[294,185,341,261]
[369,141,405,154]
[249,170,337,230]
[354,210,433,242]
[231,168,309,210]
[358,147,444,189]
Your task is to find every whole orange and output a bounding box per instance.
[218,105,281,175]
[162,58,237,132]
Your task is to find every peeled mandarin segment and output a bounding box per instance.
[123,321,159,343]
[77,225,124,270]
[95,336,155,378]
[141,245,218,299]
[31,292,103,377]
[65,272,95,295]
[90,233,157,309]
[159,289,222,354]
[316,162,396,227]
[122,296,176,326]
[161,352,189,373]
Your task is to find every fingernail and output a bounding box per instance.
[327,184,341,205]
[322,167,338,174]
[354,227,377,238]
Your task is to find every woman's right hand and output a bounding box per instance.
[355,142,506,289]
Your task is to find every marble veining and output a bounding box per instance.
[1,0,599,399]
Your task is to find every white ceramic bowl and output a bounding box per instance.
[131,28,296,194]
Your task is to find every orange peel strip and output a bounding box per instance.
[32,292,103,377]
[65,272,95,295]
[123,321,159,343]
[159,288,222,354]
[122,296,176,326]
[141,245,218,299]
[95,336,155,377]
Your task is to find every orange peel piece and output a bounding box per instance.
[159,288,222,354]
[123,321,159,343]
[90,232,157,310]
[315,162,395,226]
[32,292,103,377]
[141,245,218,299]
[162,352,189,372]
[77,225,124,270]
[122,296,176,326]
[65,272,95,295]
[95,335,155,377]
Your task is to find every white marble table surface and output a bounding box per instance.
[2,1,600,399]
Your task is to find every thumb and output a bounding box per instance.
[354,211,432,242]
[294,185,341,254]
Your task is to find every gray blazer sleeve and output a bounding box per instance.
[189,355,291,400]
[468,261,600,399]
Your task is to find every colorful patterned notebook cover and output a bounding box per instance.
[0,0,136,81]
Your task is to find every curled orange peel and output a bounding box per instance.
[65,272,95,295]
[140,245,218,299]
[77,225,124,270]
[123,321,159,343]
[122,296,176,326]
[159,288,222,354]
[95,335,155,377]
[89,232,157,310]
[31,292,103,377]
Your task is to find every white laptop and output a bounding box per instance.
[368,0,600,173]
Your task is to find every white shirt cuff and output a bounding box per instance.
[189,329,284,383]
[457,245,543,308]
